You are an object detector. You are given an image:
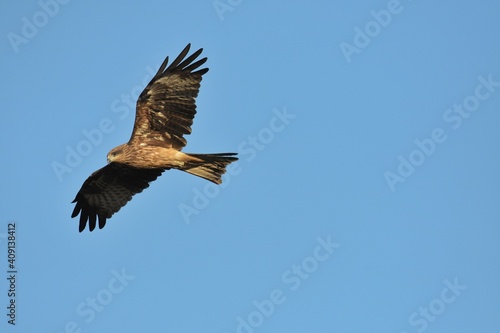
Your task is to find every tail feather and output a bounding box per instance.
[183,153,238,184]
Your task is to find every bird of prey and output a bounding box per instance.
[71,44,238,232]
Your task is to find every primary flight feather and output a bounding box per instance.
[71,44,238,232]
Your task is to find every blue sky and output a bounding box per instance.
[1,0,500,332]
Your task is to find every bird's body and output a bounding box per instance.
[71,44,237,232]
[107,143,187,169]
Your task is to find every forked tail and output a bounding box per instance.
[183,153,238,184]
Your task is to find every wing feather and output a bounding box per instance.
[71,163,164,232]
[131,43,209,150]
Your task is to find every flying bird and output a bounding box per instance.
[71,44,238,232]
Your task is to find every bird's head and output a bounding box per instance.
[107,145,126,163]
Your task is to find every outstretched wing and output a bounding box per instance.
[131,43,209,150]
[71,163,164,232]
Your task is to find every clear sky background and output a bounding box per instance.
[1,1,499,332]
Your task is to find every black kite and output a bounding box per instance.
[71,44,238,232]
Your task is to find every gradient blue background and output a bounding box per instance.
[1,1,500,332]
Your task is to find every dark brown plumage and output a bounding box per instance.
[71,44,238,232]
